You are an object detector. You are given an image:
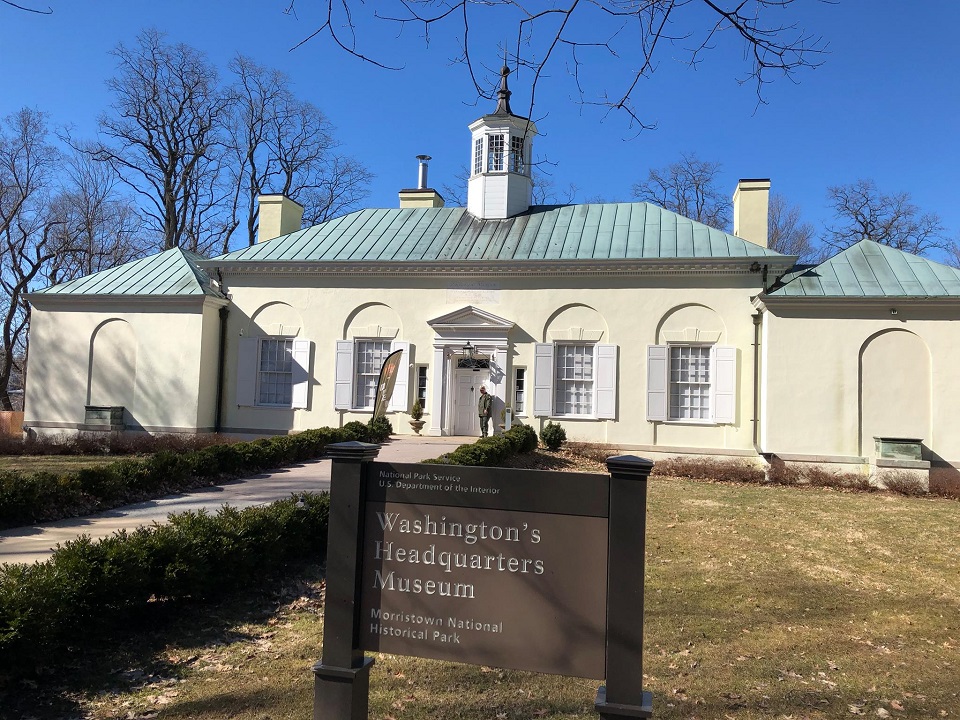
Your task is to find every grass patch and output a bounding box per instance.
[11,475,959,719]
[0,455,122,474]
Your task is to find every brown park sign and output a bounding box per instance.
[360,462,609,678]
[313,442,655,720]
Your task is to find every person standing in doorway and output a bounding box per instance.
[478,385,492,437]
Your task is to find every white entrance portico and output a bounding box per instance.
[427,306,514,436]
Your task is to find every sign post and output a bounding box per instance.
[313,443,655,719]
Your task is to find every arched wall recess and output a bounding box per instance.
[543,303,608,343]
[248,301,304,337]
[344,302,402,339]
[656,303,726,344]
[88,319,137,408]
[859,329,931,456]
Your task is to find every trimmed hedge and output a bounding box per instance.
[423,423,538,466]
[0,424,389,530]
[0,493,329,675]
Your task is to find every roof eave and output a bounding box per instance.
[757,293,960,310]
[206,256,797,277]
[27,293,229,310]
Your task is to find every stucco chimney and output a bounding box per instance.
[732,179,771,248]
[257,194,304,243]
[399,155,444,208]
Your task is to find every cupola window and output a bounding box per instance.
[487,133,506,172]
[510,135,525,174]
[473,137,483,176]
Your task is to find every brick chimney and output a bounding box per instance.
[257,194,304,243]
[732,179,771,248]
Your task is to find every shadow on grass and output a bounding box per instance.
[0,562,324,720]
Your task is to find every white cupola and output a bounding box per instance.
[466,65,538,219]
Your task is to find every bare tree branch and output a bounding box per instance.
[767,192,817,262]
[824,179,948,257]
[287,0,827,128]
[1,0,52,14]
[633,152,730,229]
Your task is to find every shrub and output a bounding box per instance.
[566,442,618,465]
[929,466,960,500]
[539,422,567,451]
[0,426,359,530]
[341,421,369,441]
[424,424,537,466]
[653,457,767,484]
[410,400,424,421]
[880,470,927,497]
[0,493,330,676]
[367,416,393,443]
[0,431,231,458]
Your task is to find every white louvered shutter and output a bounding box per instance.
[236,337,259,407]
[646,345,668,422]
[388,341,411,412]
[334,340,354,410]
[595,344,618,419]
[713,345,737,424]
[291,339,311,409]
[532,343,555,417]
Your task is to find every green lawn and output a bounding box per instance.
[0,455,118,474]
[49,476,960,719]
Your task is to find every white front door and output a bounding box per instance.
[454,369,488,436]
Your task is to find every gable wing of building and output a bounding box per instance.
[765,239,960,300]
[28,247,227,306]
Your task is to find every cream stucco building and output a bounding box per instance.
[24,69,960,486]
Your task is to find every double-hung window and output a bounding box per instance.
[514,367,526,415]
[647,344,736,424]
[334,339,411,412]
[235,336,311,409]
[532,343,618,419]
[416,366,428,407]
[554,344,594,416]
[353,340,391,409]
[669,345,712,420]
[258,338,294,406]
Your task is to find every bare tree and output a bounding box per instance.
[824,179,948,257]
[46,147,148,283]
[0,109,63,410]
[286,1,826,128]
[223,55,372,249]
[768,192,817,262]
[93,29,230,252]
[633,152,729,229]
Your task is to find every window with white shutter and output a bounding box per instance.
[533,343,618,419]
[647,344,736,424]
[237,337,311,409]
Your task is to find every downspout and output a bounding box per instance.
[215,305,229,433]
[752,310,763,454]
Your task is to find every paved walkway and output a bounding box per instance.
[0,435,471,566]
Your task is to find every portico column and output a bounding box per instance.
[429,345,446,435]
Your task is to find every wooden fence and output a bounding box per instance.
[0,411,24,437]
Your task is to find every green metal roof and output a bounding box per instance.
[33,248,224,297]
[768,240,960,298]
[211,204,787,264]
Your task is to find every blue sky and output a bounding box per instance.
[2,1,958,249]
